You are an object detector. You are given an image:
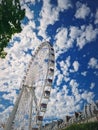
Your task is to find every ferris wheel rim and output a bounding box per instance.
[23,41,55,128]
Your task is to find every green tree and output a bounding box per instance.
[0,0,25,58]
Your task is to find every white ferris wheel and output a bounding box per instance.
[4,41,55,130]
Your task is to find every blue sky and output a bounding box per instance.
[0,0,98,123]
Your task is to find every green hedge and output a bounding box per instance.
[62,122,98,130]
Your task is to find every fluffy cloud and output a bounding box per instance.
[70,60,80,73]
[69,24,98,49]
[55,28,68,49]
[57,0,72,11]
[90,82,95,90]
[23,4,34,19]
[45,87,77,119]
[45,81,95,119]
[72,61,79,72]
[75,2,90,19]
[69,79,80,97]
[56,74,63,86]
[94,9,98,24]
[81,71,87,76]
[38,0,59,39]
[81,91,95,103]
[76,24,98,49]
[54,27,75,59]
[55,56,71,86]
[70,79,78,88]
[54,21,98,58]
[59,56,71,76]
[38,0,72,39]
[88,57,98,69]
[69,26,81,40]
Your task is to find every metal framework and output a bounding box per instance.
[4,42,55,130]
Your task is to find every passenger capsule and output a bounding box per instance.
[49,60,55,67]
[50,51,54,55]
[48,79,52,83]
[51,47,54,51]
[37,116,43,121]
[40,103,47,112]
[49,68,54,72]
[44,91,50,98]
[50,54,54,60]
[46,78,53,86]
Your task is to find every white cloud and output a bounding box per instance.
[81,91,95,103]
[38,0,59,39]
[54,65,60,78]
[88,57,98,69]
[75,2,90,19]
[69,79,79,97]
[56,74,63,86]
[38,0,72,39]
[90,82,95,90]
[23,4,34,19]
[69,24,98,50]
[45,81,95,119]
[72,61,79,72]
[0,104,5,111]
[55,28,68,49]
[57,0,72,11]
[65,56,71,68]
[94,9,98,24]
[85,25,98,42]
[69,26,81,40]
[56,56,71,86]
[81,71,87,76]
[45,87,77,119]
[59,56,71,76]
[76,24,98,49]
[70,79,79,88]
[2,90,17,104]
[54,27,74,59]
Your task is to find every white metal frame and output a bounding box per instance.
[4,42,55,130]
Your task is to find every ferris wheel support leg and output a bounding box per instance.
[28,89,33,130]
[39,125,42,130]
[4,87,24,130]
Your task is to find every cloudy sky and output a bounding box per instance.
[0,0,98,124]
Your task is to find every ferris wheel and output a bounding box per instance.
[4,41,55,130]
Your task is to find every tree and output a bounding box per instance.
[0,0,25,58]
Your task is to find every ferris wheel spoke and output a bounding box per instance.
[30,87,39,115]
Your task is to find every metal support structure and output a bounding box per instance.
[4,42,55,130]
[4,87,24,130]
[28,88,33,130]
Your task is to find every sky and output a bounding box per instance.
[0,0,98,124]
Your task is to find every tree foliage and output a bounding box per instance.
[62,122,98,130]
[0,0,25,58]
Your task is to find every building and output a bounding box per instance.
[82,101,98,122]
